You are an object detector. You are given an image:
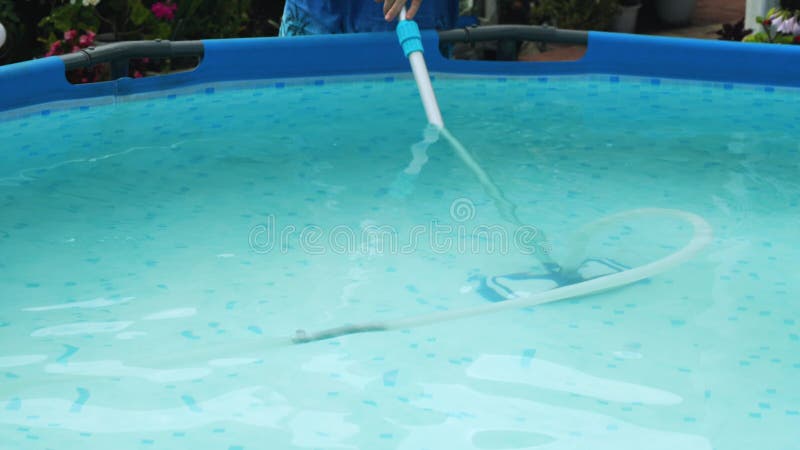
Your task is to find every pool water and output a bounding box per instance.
[0,74,798,450]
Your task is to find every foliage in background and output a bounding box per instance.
[0,0,283,65]
[38,0,171,44]
[0,0,19,28]
[1,1,53,64]
[171,0,250,39]
[745,7,800,44]
[528,0,620,31]
[716,18,753,41]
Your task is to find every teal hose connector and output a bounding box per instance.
[397,20,423,57]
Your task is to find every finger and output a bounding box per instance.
[385,0,407,21]
[406,0,422,19]
[383,0,392,16]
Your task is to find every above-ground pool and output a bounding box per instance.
[0,30,799,450]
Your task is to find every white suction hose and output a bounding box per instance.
[289,13,716,344]
[293,208,712,343]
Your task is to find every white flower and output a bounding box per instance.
[82,0,101,6]
[791,15,800,35]
[777,16,793,33]
[770,13,784,29]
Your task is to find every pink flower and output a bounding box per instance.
[45,40,62,57]
[151,2,178,20]
[72,45,82,53]
[64,29,78,41]
[79,31,96,47]
[44,41,63,56]
[133,70,143,78]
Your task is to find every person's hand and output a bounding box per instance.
[376,0,423,22]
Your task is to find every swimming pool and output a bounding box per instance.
[1,30,798,449]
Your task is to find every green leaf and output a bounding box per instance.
[130,0,152,26]
[0,0,20,23]
[154,22,173,40]
[744,32,769,43]
[50,5,81,31]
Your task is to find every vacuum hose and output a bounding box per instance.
[293,208,712,343]
[291,10,714,345]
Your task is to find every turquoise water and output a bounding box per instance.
[0,74,798,449]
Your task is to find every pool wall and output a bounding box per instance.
[2,30,800,113]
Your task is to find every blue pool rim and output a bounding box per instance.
[2,30,800,113]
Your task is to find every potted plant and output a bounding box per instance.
[744,7,800,44]
[654,0,697,26]
[612,0,642,33]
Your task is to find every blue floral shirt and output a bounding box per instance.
[280,0,458,36]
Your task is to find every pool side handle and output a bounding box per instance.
[59,40,204,79]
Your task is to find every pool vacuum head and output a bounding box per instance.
[471,257,630,303]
